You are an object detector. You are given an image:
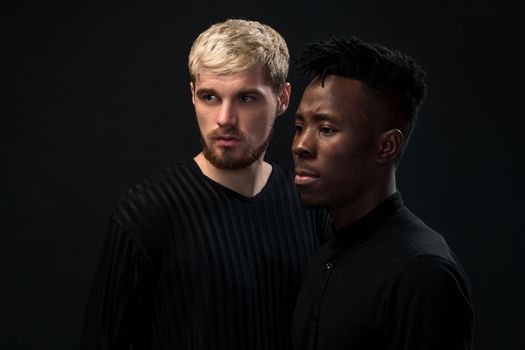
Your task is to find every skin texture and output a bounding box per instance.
[292,75,401,229]
[191,64,291,197]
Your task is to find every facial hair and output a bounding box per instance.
[200,127,273,170]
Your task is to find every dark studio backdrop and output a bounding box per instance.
[2,0,523,348]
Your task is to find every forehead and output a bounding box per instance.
[298,76,368,122]
[194,64,272,89]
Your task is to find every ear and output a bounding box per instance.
[190,81,196,105]
[377,129,403,164]
[276,82,291,116]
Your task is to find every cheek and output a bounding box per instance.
[245,113,273,136]
[195,107,213,126]
[319,146,360,185]
[319,137,351,164]
[323,163,350,190]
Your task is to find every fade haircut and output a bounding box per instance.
[188,19,289,91]
[295,36,427,149]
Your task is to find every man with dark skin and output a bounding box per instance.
[291,37,474,350]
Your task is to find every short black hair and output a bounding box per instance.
[295,36,427,147]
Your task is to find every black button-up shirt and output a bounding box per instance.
[292,193,473,350]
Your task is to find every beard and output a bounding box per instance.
[200,127,273,170]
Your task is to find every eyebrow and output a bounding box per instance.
[236,89,264,96]
[195,88,217,95]
[195,88,265,96]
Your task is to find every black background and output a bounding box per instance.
[2,0,523,348]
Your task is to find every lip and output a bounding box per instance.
[215,135,241,147]
[294,168,320,185]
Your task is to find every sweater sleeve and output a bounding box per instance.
[80,214,153,350]
[385,255,474,350]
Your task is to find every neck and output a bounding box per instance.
[194,153,272,197]
[330,172,397,231]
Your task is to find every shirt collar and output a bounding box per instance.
[329,192,404,247]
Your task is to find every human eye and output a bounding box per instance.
[294,122,304,134]
[239,95,255,103]
[319,125,337,135]
[199,94,218,103]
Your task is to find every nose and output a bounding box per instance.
[216,101,237,128]
[292,130,316,158]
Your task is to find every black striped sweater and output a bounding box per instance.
[81,160,331,350]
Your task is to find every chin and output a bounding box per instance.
[298,189,325,208]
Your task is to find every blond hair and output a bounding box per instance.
[188,19,289,88]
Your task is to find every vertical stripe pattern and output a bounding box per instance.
[81,161,331,350]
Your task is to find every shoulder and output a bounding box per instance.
[381,207,472,303]
[394,254,470,292]
[118,162,197,204]
[100,164,195,264]
[386,254,474,328]
[371,204,471,289]
[384,254,473,322]
[380,206,455,261]
[111,163,198,231]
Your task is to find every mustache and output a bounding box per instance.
[208,128,247,141]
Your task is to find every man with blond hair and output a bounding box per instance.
[81,19,331,350]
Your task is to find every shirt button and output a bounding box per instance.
[324,262,333,271]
